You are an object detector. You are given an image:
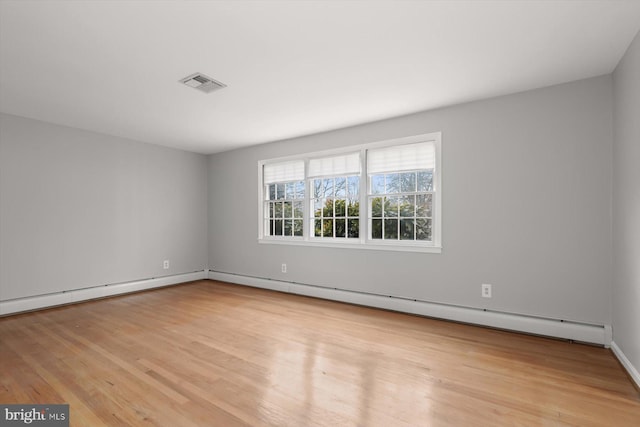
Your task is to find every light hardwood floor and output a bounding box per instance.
[1,280,638,426]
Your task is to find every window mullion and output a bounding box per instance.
[332,178,336,238]
[303,158,310,241]
[360,148,368,244]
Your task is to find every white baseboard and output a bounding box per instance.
[208,271,611,346]
[611,341,640,389]
[0,271,207,316]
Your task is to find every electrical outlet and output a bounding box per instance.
[163,260,170,270]
[281,263,287,273]
[481,283,492,298]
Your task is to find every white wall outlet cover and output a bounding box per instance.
[482,284,492,298]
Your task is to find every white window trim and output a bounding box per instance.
[258,132,442,253]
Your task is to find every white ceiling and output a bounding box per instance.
[1,1,639,154]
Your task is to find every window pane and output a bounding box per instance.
[371,175,384,195]
[416,194,432,217]
[323,178,334,197]
[384,196,398,217]
[323,199,334,217]
[348,198,359,216]
[371,219,382,239]
[335,199,346,216]
[384,219,398,239]
[400,219,415,240]
[284,201,292,218]
[335,219,346,237]
[371,197,383,217]
[269,202,274,218]
[269,184,276,200]
[348,219,359,238]
[276,183,285,200]
[314,179,324,198]
[284,219,293,236]
[270,219,275,235]
[293,201,304,218]
[314,219,322,237]
[348,176,359,197]
[399,195,415,217]
[385,173,400,193]
[314,199,322,217]
[274,202,283,218]
[416,218,432,241]
[295,181,305,198]
[285,182,294,199]
[294,220,303,236]
[417,170,433,192]
[335,177,346,197]
[274,219,283,235]
[323,219,333,237]
[400,172,416,192]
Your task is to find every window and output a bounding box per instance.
[263,160,305,237]
[308,153,361,239]
[312,175,361,238]
[258,132,441,252]
[367,142,435,242]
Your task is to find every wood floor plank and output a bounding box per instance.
[1,280,639,426]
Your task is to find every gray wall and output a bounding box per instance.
[612,31,640,373]
[209,75,613,326]
[0,113,208,301]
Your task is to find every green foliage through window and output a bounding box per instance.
[313,176,359,238]
[369,170,433,241]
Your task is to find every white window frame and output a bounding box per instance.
[258,132,442,253]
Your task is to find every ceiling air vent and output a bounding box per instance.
[179,72,227,94]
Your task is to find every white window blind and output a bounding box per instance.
[308,152,361,178]
[367,142,435,174]
[263,160,304,184]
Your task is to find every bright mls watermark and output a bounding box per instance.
[1,405,68,426]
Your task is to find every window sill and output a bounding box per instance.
[258,238,442,253]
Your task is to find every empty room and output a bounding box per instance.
[1,1,639,426]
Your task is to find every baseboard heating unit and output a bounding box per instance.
[207,270,612,347]
[0,271,207,316]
